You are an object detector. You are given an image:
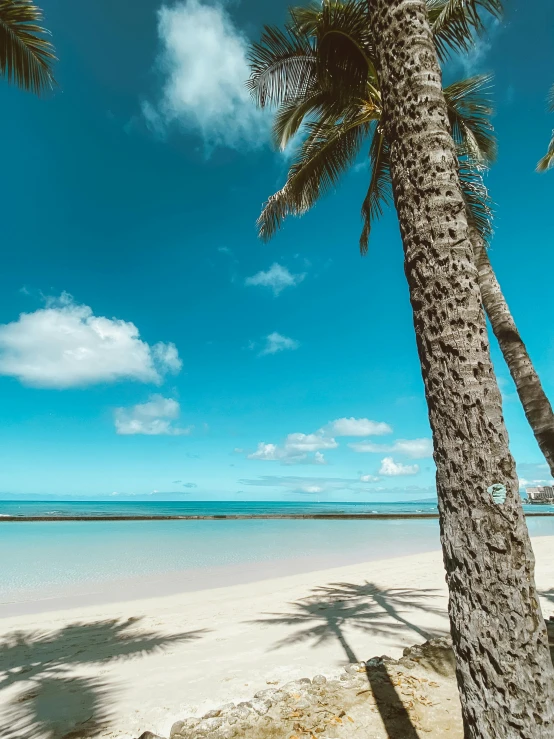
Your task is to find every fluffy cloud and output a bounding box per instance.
[379,457,419,476]
[114,395,191,435]
[259,332,299,356]
[145,0,265,148]
[247,431,337,465]
[239,474,381,494]
[349,437,433,459]
[360,474,380,482]
[326,417,392,437]
[245,263,305,296]
[0,294,181,388]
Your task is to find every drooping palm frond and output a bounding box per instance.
[291,0,376,97]
[272,89,354,151]
[537,131,554,173]
[360,126,391,254]
[457,155,494,240]
[443,74,496,163]
[258,108,375,241]
[248,1,378,112]
[247,24,315,108]
[0,0,56,94]
[548,83,554,112]
[537,84,554,172]
[427,0,503,62]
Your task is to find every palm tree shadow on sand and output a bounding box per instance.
[252,581,450,739]
[0,617,208,739]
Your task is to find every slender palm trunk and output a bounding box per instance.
[472,231,554,477]
[366,1,554,737]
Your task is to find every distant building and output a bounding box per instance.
[526,486,554,504]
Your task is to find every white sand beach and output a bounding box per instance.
[1,536,553,739]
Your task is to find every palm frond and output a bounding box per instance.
[273,88,379,151]
[0,0,56,94]
[299,0,375,96]
[457,154,494,240]
[427,0,502,62]
[258,108,374,241]
[548,83,554,113]
[359,126,392,254]
[443,74,496,164]
[247,24,315,108]
[537,130,554,173]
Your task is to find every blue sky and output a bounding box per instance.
[0,0,552,501]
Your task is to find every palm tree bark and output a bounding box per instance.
[472,230,554,477]
[366,1,554,737]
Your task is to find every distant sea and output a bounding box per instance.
[2,499,553,518]
[2,501,553,615]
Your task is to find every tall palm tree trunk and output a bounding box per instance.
[366,1,554,737]
[472,231,554,477]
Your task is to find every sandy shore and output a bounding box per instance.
[1,536,553,739]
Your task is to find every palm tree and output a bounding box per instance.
[249,1,554,479]
[249,1,554,734]
[0,0,56,95]
[537,84,554,172]
[472,231,554,475]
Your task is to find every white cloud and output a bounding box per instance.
[259,332,299,356]
[114,394,192,436]
[300,485,323,494]
[247,430,337,465]
[349,437,433,459]
[245,263,305,296]
[146,0,265,148]
[360,474,380,482]
[239,473,385,495]
[0,294,182,388]
[327,417,393,437]
[379,457,419,476]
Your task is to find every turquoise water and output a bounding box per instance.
[2,515,554,609]
[1,500,551,518]
[0,500,442,517]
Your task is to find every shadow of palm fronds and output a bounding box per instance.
[253,581,447,658]
[0,617,207,689]
[2,675,113,739]
[0,617,209,739]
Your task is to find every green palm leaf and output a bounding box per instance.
[537,131,554,173]
[457,155,494,239]
[537,84,554,172]
[427,0,502,62]
[360,126,391,254]
[0,0,56,94]
[247,24,315,108]
[443,74,496,163]
[258,108,374,241]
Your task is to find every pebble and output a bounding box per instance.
[195,717,224,734]
[250,698,272,715]
[253,688,279,701]
[312,675,327,686]
[282,678,311,693]
[202,709,221,719]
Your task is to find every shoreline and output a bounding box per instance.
[2,511,554,521]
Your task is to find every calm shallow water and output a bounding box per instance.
[1,515,553,609]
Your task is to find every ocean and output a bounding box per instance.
[2,501,553,615]
[2,499,554,517]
